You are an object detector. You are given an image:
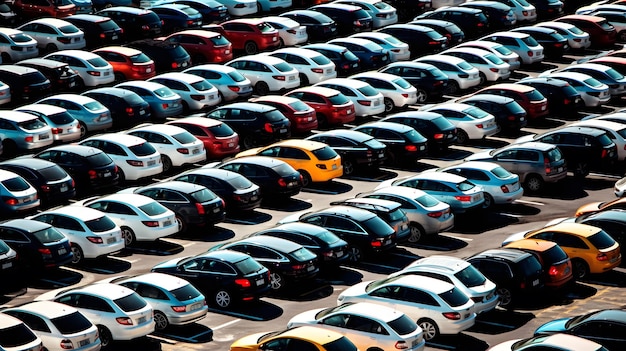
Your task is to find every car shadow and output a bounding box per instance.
[318,266,364,286]
[121,239,185,256]
[225,210,273,225]
[172,226,236,242]
[470,309,536,335]
[208,300,283,321]
[113,336,162,351]
[464,138,510,149]
[74,256,132,275]
[268,280,335,302]
[527,117,566,129]
[428,332,490,351]
[341,168,398,182]
[24,267,84,289]
[302,179,353,195]
[581,269,626,287]
[529,178,589,200]
[261,197,312,212]
[152,323,214,344]
[525,62,559,73]
[435,147,474,161]
[451,211,520,234]
[404,234,469,251]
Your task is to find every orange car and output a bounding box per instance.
[575,197,626,217]
[92,46,156,82]
[504,239,573,289]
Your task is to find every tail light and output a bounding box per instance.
[501,185,510,193]
[272,75,286,81]
[554,43,563,48]
[428,41,440,45]
[3,197,17,205]
[548,266,559,276]
[125,107,134,116]
[195,202,205,215]
[434,81,444,86]
[228,85,241,92]
[161,20,165,25]
[116,317,133,325]
[454,195,472,202]
[395,341,408,349]
[287,29,297,34]
[528,51,534,57]
[507,115,517,121]
[433,133,444,139]
[141,25,150,30]
[442,312,461,320]
[476,124,483,128]
[357,100,371,106]
[292,264,306,270]
[100,33,106,39]
[87,71,101,76]
[316,164,327,169]
[428,211,443,218]
[87,237,104,244]
[477,22,484,27]
[142,221,159,227]
[353,20,362,27]
[402,93,409,98]
[24,136,34,143]
[177,148,190,154]
[264,122,273,133]
[88,170,97,179]
[191,95,204,101]
[51,127,61,134]
[278,178,287,187]
[370,238,384,247]
[162,103,169,109]
[574,38,582,42]
[187,20,194,25]
[601,149,608,158]
[235,278,251,287]
[544,157,551,174]
[405,145,417,152]
[471,296,484,303]
[342,63,350,69]
[41,185,51,192]
[234,3,245,7]
[564,98,571,105]
[126,160,144,167]
[38,248,52,256]
[23,86,30,93]
[490,68,498,72]
[597,253,608,261]
[171,306,186,312]
[376,13,386,18]
[57,37,71,44]
[60,339,73,349]
[458,73,469,78]
[311,68,324,73]
[171,62,179,69]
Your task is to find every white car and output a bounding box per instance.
[267,47,337,85]
[44,50,114,87]
[441,47,511,83]
[614,175,626,197]
[288,302,425,351]
[226,54,300,95]
[481,32,544,65]
[36,283,155,348]
[0,80,10,106]
[148,72,220,112]
[15,104,81,143]
[498,0,537,22]
[262,16,307,46]
[29,206,124,264]
[541,71,610,107]
[0,28,38,62]
[415,54,481,93]
[126,123,206,172]
[428,0,464,8]
[17,18,85,52]
[350,32,410,62]
[334,0,398,28]
[337,275,476,341]
[79,133,162,182]
[81,193,178,246]
[560,62,626,97]
[571,120,626,161]
[3,301,101,351]
[535,21,592,49]
[314,78,385,117]
[456,40,521,71]
[576,3,626,14]
[350,71,417,113]
[183,64,253,102]
[217,0,257,16]
[0,169,40,214]
[0,313,43,351]
[488,334,607,351]
[390,255,499,314]
[422,102,500,144]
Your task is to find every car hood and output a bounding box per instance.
[230,332,271,350]
[535,317,570,334]
[337,280,370,303]
[277,211,310,225]
[502,230,530,246]
[287,308,325,328]
[465,149,493,162]
[489,339,521,351]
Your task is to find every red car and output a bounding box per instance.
[250,95,318,134]
[219,19,280,55]
[14,0,76,19]
[556,15,616,48]
[92,46,156,81]
[475,83,549,120]
[165,116,240,159]
[162,29,233,64]
[285,86,356,127]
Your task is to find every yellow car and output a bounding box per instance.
[235,139,343,186]
[503,222,621,279]
[230,325,358,351]
[575,197,626,217]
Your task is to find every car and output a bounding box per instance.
[337,275,475,340]
[415,6,490,37]
[0,158,76,206]
[36,93,113,138]
[162,29,232,64]
[16,58,80,93]
[503,239,574,289]
[328,197,410,241]
[126,39,192,73]
[278,205,396,262]
[562,210,626,251]
[411,19,466,46]
[357,186,454,242]
[285,86,356,128]
[440,47,511,83]
[92,0,132,9]
[556,14,616,47]
[148,72,221,112]
[378,62,449,103]
[541,71,610,107]
[590,11,626,42]
[120,181,225,233]
[0,313,43,351]
[0,169,40,216]
[575,197,626,217]
[288,303,424,351]
[415,54,481,94]
[559,63,626,98]
[226,54,299,96]
[14,0,76,19]
[279,9,338,43]
[0,219,73,271]
[534,309,626,350]
[82,87,151,129]
[456,40,522,71]
[422,103,500,144]
[535,21,592,49]
[381,111,457,153]
[352,121,428,165]
[115,80,183,120]
[230,326,359,351]
[0,28,38,63]
[15,104,81,143]
[44,50,114,88]
[3,300,100,351]
[306,129,386,175]
[435,161,524,208]
[34,144,120,193]
[235,139,343,187]
[212,0,256,16]
[0,110,53,156]
[588,56,626,78]
[166,116,240,159]
[0,65,50,105]
[183,64,253,101]
[0,3,17,27]
[158,0,230,24]
[458,1,517,29]
[250,95,317,135]
[171,167,261,211]
[64,14,124,49]
[81,193,177,246]
[327,37,390,70]
[78,133,162,182]
[301,43,360,77]
[262,16,307,47]
[457,94,527,132]
[334,0,398,28]
[29,205,124,265]
[92,46,156,82]
[218,19,279,55]
[149,4,202,34]
[266,47,337,86]
[577,2,626,15]
[517,77,582,116]
[36,283,154,348]
[247,222,349,266]
[18,18,85,53]
[314,78,385,118]
[377,24,447,59]
[493,0,537,22]
[503,222,622,278]
[480,31,545,65]
[475,83,550,120]
[310,3,373,35]
[569,120,626,161]
[349,71,418,113]
[96,7,163,41]
[349,32,411,62]
[489,333,608,351]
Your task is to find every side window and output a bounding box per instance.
[53,215,85,232]
[102,142,127,156]
[322,314,347,327]
[246,246,282,260]
[303,215,325,226]
[480,261,513,281]
[0,228,28,242]
[554,233,588,249]
[278,147,309,160]
[345,315,387,335]
[162,190,186,202]
[324,217,361,232]
[104,202,135,215]
[9,312,50,333]
[132,283,168,300]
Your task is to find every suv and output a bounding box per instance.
[459,94,527,132]
[218,19,280,55]
[416,7,490,37]
[466,141,567,192]
[381,111,457,153]
[379,62,449,102]
[310,3,373,35]
[329,198,410,242]
[466,248,545,308]
[0,65,51,104]
[306,129,386,174]
[518,77,582,116]
[14,0,76,19]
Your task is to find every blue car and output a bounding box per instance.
[183,64,253,101]
[149,3,203,34]
[327,37,390,70]
[115,80,184,119]
[36,93,113,137]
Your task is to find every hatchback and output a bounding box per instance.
[280,10,338,43]
[0,65,51,105]
[17,58,80,93]
[490,334,607,351]
[160,0,229,24]
[556,14,616,47]
[350,72,417,113]
[542,71,611,107]
[115,81,183,120]
[560,63,626,97]
[44,50,114,88]
[536,21,592,49]
[18,18,85,53]
[215,0,256,16]
[440,47,511,83]
[231,326,359,351]
[0,28,38,63]
[423,103,499,144]
[149,3,202,34]
[250,95,317,134]
[183,64,253,101]
[494,0,537,22]
[36,94,112,137]
[166,116,240,159]
[504,239,574,289]
[458,94,528,132]
[0,110,53,155]
[566,210,626,251]
[481,31,544,65]
[82,87,151,129]
[219,19,280,55]
[517,77,582,116]
[570,120,626,161]
[301,43,360,77]
[262,16,307,47]
[379,62,449,103]
[415,6,490,37]
[328,38,390,70]
[148,72,221,112]
[126,39,192,73]
[378,23,447,58]
[415,55,481,94]
[0,169,40,216]
[226,54,299,96]
[476,83,550,120]
[410,18,466,45]
[350,32,411,62]
[0,158,75,206]
[459,1,517,29]
[266,47,336,85]
[64,14,124,49]
[456,40,522,71]
[92,46,156,82]
[285,86,356,127]
[353,121,428,165]
[329,198,410,242]
[97,7,162,41]
[15,104,81,143]
[591,11,626,43]
[314,78,384,118]
[335,0,398,28]
[311,3,373,35]
[0,313,43,351]
[162,30,232,64]
[382,111,457,152]
[14,0,76,18]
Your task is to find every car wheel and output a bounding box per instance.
[175,214,187,234]
[456,129,469,144]
[524,174,544,193]
[299,73,309,86]
[255,81,270,96]
[619,30,626,42]
[316,114,328,129]
[79,122,88,138]
[479,72,487,85]
[417,319,439,341]
[383,97,395,113]
[497,287,513,308]
[117,168,126,182]
[0,52,10,63]
[343,159,355,175]
[97,325,112,347]
[448,81,460,94]
[2,139,17,157]
[181,100,190,114]
[214,289,232,308]
[278,37,285,48]
[242,135,256,150]
[45,43,58,53]
[573,259,589,279]
[300,170,312,187]
[348,245,362,262]
[483,193,494,209]
[121,226,136,247]
[161,155,172,173]
[415,88,428,103]
[408,223,425,243]
[114,72,125,82]
[270,272,285,290]
[153,311,169,331]
[70,244,83,265]
[574,162,589,178]
[244,41,258,55]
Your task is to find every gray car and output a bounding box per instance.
[0,110,53,155]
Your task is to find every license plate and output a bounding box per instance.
[420,145,426,150]
[225,50,230,54]
[182,62,189,67]
[558,167,563,172]
[532,279,539,286]
[273,36,277,41]
[190,303,202,310]
[289,76,295,80]
[139,110,145,115]
[58,248,67,255]
[39,133,49,140]
[107,237,116,244]
[332,164,337,170]
[374,101,380,106]
[2,262,12,269]
[228,142,234,147]
[251,195,258,201]
[610,255,619,263]
[384,239,391,245]
[256,278,264,286]
[103,171,111,177]
[78,339,90,347]
[346,109,352,114]
[307,265,315,271]
[213,207,220,213]
[280,128,288,133]
[148,160,156,166]
[192,148,200,154]
[60,185,68,192]
[103,71,109,76]
[111,35,118,40]
[288,181,297,187]
[541,105,546,110]
[164,220,171,226]
[137,317,146,324]
[331,27,336,31]
[326,68,332,73]
[335,251,343,257]
[352,63,358,68]
[378,153,384,158]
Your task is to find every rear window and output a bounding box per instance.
[551,32,566,41]
[129,142,157,157]
[59,25,80,34]
[545,147,563,162]
[505,101,526,114]
[47,111,75,125]
[171,45,189,59]
[392,77,411,89]
[210,35,229,46]
[235,256,264,275]
[87,57,110,68]
[342,50,359,61]
[464,106,489,119]
[170,283,202,301]
[228,71,246,82]
[191,188,217,202]
[438,287,469,307]
[172,131,197,144]
[311,55,331,65]
[85,216,116,232]
[181,6,197,15]
[289,100,311,112]
[588,230,617,249]
[363,216,395,237]
[10,33,32,43]
[273,163,297,176]
[404,129,427,143]
[598,134,613,146]
[457,180,476,191]
[454,265,486,287]
[124,92,145,105]
[312,146,338,160]
[598,20,614,31]
[84,101,106,111]
[416,194,440,207]
[425,29,443,40]
[190,79,213,91]
[18,118,46,131]
[263,109,287,122]
[362,41,382,52]
[207,123,235,137]
[258,22,274,32]
[374,1,391,9]
[494,45,513,55]
[518,255,543,275]
[605,68,624,80]
[52,311,93,334]
[324,336,358,351]
[273,62,293,73]
[0,323,37,348]
[388,314,418,336]
[328,94,349,105]
[543,244,569,264]
[24,72,48,84]
[491,166,512,178]
[516,0,531,5]
[138,201,168,216]
[525,89,545,101]
[457,61,474,71]
[130,53,151,64]
[568,26,584,35]
[521,36,539,47]
[228,174,254,189]
[139,12,161,24]
[485,53,504,65]
[33,227,65,243]
[388,208,406,221]
[154,87,176,98]
[428,67,448,80]
[583,77,603,88]
[114,292,148,312]
[432,116,455,130]
[289,247,316,261]
[2,177,30,192]
[364,138,386,149]
[86,152,113,167]
[40,165,67,181]
[353,9,370,19]
[0,240,9,255]
[97,19,119,31]
[358,85,378,97]
[562,83,579,97]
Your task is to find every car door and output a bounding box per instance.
[0,227,31,258]
[571,321,625,350]
[323,215,366,247]
[275,146,309,172]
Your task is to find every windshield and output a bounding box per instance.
[52,311,93,334]
[2,177,30,192]
[439,287,469,307]
[455,265,487,287]
[191,188,217,202]
[33,227,65,243]
[85,216,116,232]
[129,142,156,157]
[172,131,197,144]
[114,292,147,312]
[312,146,337,160]
[138,201,168,216]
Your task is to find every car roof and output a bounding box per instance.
[216,102,276,112]
[48,50,100,60]
[118,272,191,291]
[389,275,455,293]
[462,94,515,103]
[329,37,380,47]
[290,86,341,96]
[340,197,401,210]
[359,121,416,133]
[197,249,251,262]
[276,326,345,343]
[73,283,135,299]
[330,302,408,322]
[186,63,236,73]
[17,104,67,116]
[0,110,41,122]
[117,80,167,91]
[0,169,23,182]
[519,77,570,87]
[559,14,606,22]
[0,158,59,171]
[486,31,532,39]
[140,180,205,193]
[303,43,353,52]
[481,83,535,93]
[270,139,329,151]
[583,309,626,323]
[224,155,288,168]
[313,3,363,11]
[351,71,403,82]
[0,28,25,36]
[252,95,302,105]
[130,123,186,135]
[572,119,626,132]
[184,167,244,181]
[514,26,558,34]
[93,193,154,207]
[0,313,26,328]
[316,205,377,220]
[272,47,326,58]
[539,222,603,237]
[545,125,607,137]
[548,71,597,81]
[86,87,141,98]
[8,301,78,320]
[411,255,470,273]
[503,141,557,152]
[427,102,481,113]
[504,238,558,252]
[386,111,442,121]
[583,209,626,222]
[565,63,615,72]
[444,47,492,57]
[46,144,105,157]
[153,72,205,84]
[270,222,332,235]
[446,160,501,171]
[234,236,304,252]
[18,58,68,69]
[413,171,466,183]
[371,185,429,198]
[42,205,108,221]
[469,248,533,263]
[530,334,606,350]
[319,78,371,89]
[26,18,74,27]
[94,46,143,56]
[0,219,51,232]
[223,18,268,25]
[0,65,39,75]
[100,6,155,14]
[383,23,432,32]
[66,14,111,22]
[312,129,373,142]
[167,116,223,128]
[537,21,577,29]
[419,54,466,65]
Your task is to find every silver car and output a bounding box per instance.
[15,104,81,143]
[0,169,40,215]
[0,110,53,154]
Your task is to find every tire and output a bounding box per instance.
[45,43,58,53]
[415,89,428,103]
[619,30,626,42]
[417,319,439,341]
[181,101,190,114]
[270,272,285,290]
[244,41,258,55]
[97,325,112,348]
[175,214,187,234]
[573,259,589,279]
[299,73,309,86]
[278,38,285,48]
[574,162,589,178]
[383,97,395,113]
[153,311,169,331]
[114,72,125,82]
[161,155,172,173]
[456,129,469,144]
[79,122,88,138]
[121,226,136,247]
[348,245,363,262]
[0,52,10,64]
[70,244,84,265]
[242,135,256,150]
[255,81,270,96]
[300,170,312,187]
[408,223,425,243]
[448,81,460,94]
[524,174,544,193]
[2,139,17,157]
[483,193,494,209]
[317,114,328,129]
[497,287,513,308]
[479,72,487,85]
[343,159,355,176]
[117,168,126,182]
[214,289,232,308]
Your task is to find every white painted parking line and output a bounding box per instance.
[427,341,456,349]
[475,320,517,329]
[588,173,622,180]
[124,259,141,263]
[391,252,423,259]
[302,188,339,194]
[212,319,241,331]
[148,334,178,344]
[446,235,473,242]
[227,218,262,225]
[514,199,545,206]
[206,309,265,321]
[358,261,401,271]
[182,242,196,247]
[346,176,384,182]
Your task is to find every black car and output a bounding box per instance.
[0,219,73,271]
[172,168,262,211]
[247,222,349,266]
[0,239,20,292]
[459,94,528,132]
[81,87,151,129]
[326,38,390,70]
[329,198,411,242]
[151,250,271,308]
[466,248,545,307]
[281,205,397,262]
[148,4,202,34]
[205,102,291,149]
[158,0,230,24]
[301,43,360,77]
[522,126,617,177]
[310,3,372,36]
[126,180,225,233]
[459,1,517,30]
[572,210,626,254]
[528,0,564,18]
[0,158,75,206]
[416,7,490,38]
[214,156,302,198]
[353,121,428,165]
[126,39,192,73]
[16,58,80,93]
[0,3,17,27]
[0,65,51,104]
[410,19,465,45]
[378,24,448,58]
[279,10,338,43]
[63,14,124,48]
[305,129,386,175]
[512,26,569,57]
[381,111,457,153]
[378,62,449,103]
[518,77,582,116]
[97,7,163,41]
[34,145,119,193]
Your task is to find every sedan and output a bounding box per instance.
[541,71,611,107]
[415,54,481,94]
[18,18,85,52]
[456,40,521,71]
[301,43,360,77]
[350,32,411,62]
[474,83,549,120]
[489,334,607,351]
[280,10,338,43]
[285,86,356,127]
[149,4,202,34]
[536,21,592,49]
[15,104,81,143]
[560,63,626,97]
[423,103,500,144]
[441,47,511,83]
[92,46,156,82]
[161,30,233,64]
[511,26,569,58]
[82,87,151,129]
[262,16,308,47]
[231,326,358,351]
[327,38,390,70]
[0,28,38,62]
[378,62,449,103]
[353,121,428,165]
[249,95,318,134]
